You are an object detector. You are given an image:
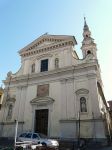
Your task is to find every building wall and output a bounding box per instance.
[21,46,75,76]
[0,67,106,139]
[0,35,108,140]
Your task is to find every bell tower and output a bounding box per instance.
[81,17,97,59]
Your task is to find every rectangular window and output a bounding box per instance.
[41,59,48,72]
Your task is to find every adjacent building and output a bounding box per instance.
[0,87,4,110]
[0,19,111,141]
[107,100,112,137]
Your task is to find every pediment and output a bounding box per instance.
[36,41,55,48]
[75,89,89,95]
[19,34,77,54]
[30,96,55,106]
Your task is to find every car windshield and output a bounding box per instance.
[19,133,27,137]
[32,133,39,139]
[25,133,32,138]
[38,133,48,138]
[19,132,48,139]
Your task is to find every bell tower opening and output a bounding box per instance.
[87,50,91,55]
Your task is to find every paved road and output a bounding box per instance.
[85,146,112,150]
[96,147,112,150]
[98,148,112,150]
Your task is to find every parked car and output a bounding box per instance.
[17,132,59,148]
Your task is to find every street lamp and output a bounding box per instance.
[77,111,80,150]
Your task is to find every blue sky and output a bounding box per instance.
[0,0,112,100]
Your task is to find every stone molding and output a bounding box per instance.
[60,118,105,123]
[60,77,74,84]
[3,63,98,87]
[30,96,55,106]
[19,34,77,55]
[75,88,89,95]
[0,121,24,125]
[6,97,16,103]
[33,53,53,61]
[20,40,74,58]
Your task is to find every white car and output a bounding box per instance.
[17,132,59,148]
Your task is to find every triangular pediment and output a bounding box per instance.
[36,40,56,48]
[19,34,77,54]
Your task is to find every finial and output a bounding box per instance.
[84,16,87,26]
[44,32,48,35]
[41,32,48,37]
[84,16,86,21]
[40,32,48,38]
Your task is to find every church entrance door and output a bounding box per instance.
[35,109,48,135]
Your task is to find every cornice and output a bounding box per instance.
[0,121,24,125]
[3,62,98,86]
[20,40,74,58]
[4,66,74,84]
[76,60,98,70]
[33,53,53,61]
[19,35,77,53]
[60,118,104,123]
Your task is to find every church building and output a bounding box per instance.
[0,19,111,141]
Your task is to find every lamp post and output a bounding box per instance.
[77,111,80,150]
[14,120,18,149]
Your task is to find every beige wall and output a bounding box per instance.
[0,35,107,139]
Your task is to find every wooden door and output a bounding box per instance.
[35,109,48,135]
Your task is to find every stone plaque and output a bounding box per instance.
[37,84,49,97]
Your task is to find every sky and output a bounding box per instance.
[0,0,112,100]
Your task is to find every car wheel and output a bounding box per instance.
[41,142,47,147]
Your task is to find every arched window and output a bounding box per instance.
[87,50,91,55]
[31,63,35,73]
[80,97,87,112]
[55,58,59,69]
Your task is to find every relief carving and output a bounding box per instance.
[37,84,49,97]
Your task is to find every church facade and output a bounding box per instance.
[0,20,111,140]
